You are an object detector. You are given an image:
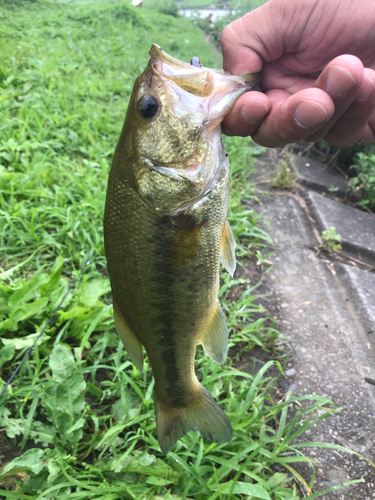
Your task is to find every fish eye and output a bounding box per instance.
[139,95,159,119]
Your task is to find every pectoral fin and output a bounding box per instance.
[201,302,228,365]
[113,301,144,372]
[221,218,236,277]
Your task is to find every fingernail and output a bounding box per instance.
[240,100,268,124]
[295,100,329,128]
[326,66,357,97]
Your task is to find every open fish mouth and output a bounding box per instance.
[149,43,259,124]
[150,43,258,90]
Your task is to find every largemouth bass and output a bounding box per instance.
[104,44,258,454]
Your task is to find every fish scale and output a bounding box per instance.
[104,44,258,453]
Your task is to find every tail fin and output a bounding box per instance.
[154,384,232,454]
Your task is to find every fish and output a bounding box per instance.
[104,44,258,454]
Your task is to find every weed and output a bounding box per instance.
[255,250,273,267]
[348,152,375,210]
[270,160,295,189]
[320,226,342,251]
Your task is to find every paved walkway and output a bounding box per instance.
[250,148,375,499]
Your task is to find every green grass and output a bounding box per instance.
[0,1,372,498]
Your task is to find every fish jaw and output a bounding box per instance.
[149,43,259,127]
[123,45,259,216]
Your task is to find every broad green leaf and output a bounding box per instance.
[0,344,15,369]
[49,345,86,416]
[39,255,64,294]
[1,415,24,438]
[114,452,177,479]
[44,447,75,487]
[216,482,271,498]
[8,269,49,310]
[48,279,71,313]
[56,411,73,436]
[0,448,45,479]
[11,296,49,323]
[66,417,85,435]
[112,392,142,420]
[1,332,47,349]
[58,305,89,322]
[30,421,56,446]
[54,378,85,415]
[49,344,78,383]
[137,452,155,467]
[0,317,17,331]
[78,278,111,307]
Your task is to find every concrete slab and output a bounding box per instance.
[338,264,375,340]
[246,186,375,499]
[292,155,349,197]
[308,192,375,265]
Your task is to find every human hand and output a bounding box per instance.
[221,0,375,147]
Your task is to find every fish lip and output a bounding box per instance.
[149,43,260,88]
[149,44,194,71]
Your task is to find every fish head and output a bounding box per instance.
[123,44,259,215]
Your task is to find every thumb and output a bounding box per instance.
[221,2,283,75]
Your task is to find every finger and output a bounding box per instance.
[221,7,272,75]
[306,55,365,141]
[222,91,271,136]
[251,88,335,147]
[323,68,375,147]
[358,115,375,143]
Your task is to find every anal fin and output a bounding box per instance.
[201,302,228,365]
[113,301,143,372]
[221,218,236,277]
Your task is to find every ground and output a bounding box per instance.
[238,148,375,499]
